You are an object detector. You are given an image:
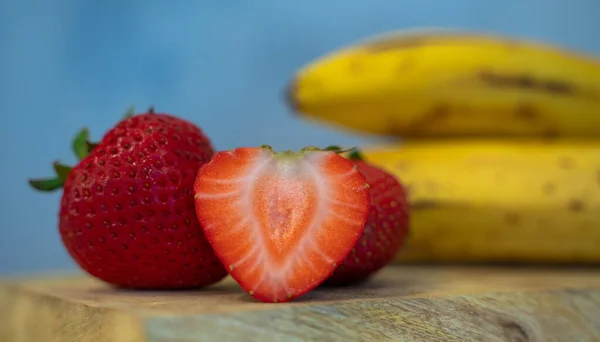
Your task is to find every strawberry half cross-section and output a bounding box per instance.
[193,146,371,303]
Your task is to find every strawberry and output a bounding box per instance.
[323,148,410,286]
[29,108,228,289]
[193,146,371,302]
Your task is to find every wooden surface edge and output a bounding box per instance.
[3,267,600,341]
[143,288,600,342]
[0,281,147,342]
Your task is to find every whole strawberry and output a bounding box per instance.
[29,108,228,289]
[324,148,410,286]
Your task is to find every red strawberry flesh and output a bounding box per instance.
[193,147,370,302]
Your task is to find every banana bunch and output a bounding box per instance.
[285,29,600,264]
[287,29,600,138]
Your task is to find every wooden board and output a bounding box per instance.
[1,265,600,342]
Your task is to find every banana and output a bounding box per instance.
[286,29,600,138]
[359,139,600,264]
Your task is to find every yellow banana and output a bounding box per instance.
[359,139,600,264]
[287,29,600,138]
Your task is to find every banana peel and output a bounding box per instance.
[287,29,600,139]
[360,139,600,264]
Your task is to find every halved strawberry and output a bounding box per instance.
[193,146,370,303]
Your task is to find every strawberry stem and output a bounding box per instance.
[122,105,136,120]
[87,141,98,151]
[122,104,154,120]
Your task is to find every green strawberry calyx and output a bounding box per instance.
[323,145,366,161]
[28,127,96,192]
[27,105,144,192]
[347,148,365,161]
[253,144,357,157]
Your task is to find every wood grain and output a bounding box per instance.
[1,266,600,342]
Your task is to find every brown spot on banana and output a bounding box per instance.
[545,80,575,95]
[568,199,585,212]
[430,104,451,120]
[558,157,575,169]
[364,36,427,52]
[477,69,578,97]
[409,200,471,211]
[284,79,302,113]
[362,32,516,53]
[285,77,327,114]
[410,200,441,210]
[403,103,452,134]
[541,128,560,140]
[514,103,560,139]
[514,103,539,121]
[542,182,556,195]
[504,212,521,225]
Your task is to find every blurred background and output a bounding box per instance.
[1,0,599,275]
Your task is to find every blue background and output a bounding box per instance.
[1,0,599,275]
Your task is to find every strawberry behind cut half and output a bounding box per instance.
[324,148,410,286]
[193,146,371,303]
